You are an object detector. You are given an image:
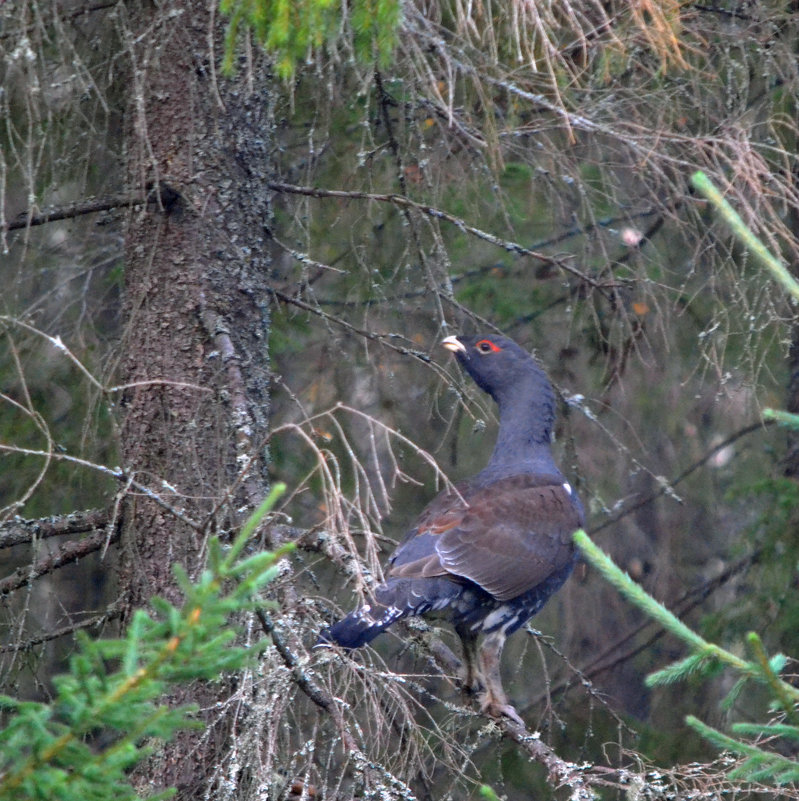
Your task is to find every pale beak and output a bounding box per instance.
[441,335,466,353]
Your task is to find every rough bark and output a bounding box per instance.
[119,0,275,794]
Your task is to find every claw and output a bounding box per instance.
[480,695,525,726]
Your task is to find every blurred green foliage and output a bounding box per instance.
[220,0,401,78]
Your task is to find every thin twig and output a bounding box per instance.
[269,287,439,365]
[0,446,203,532]
[267,181,605,290]
[589,419,775,537]
[0,601,122,654]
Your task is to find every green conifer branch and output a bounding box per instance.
[574,529,799,785]
[572,530,746,671]
[745,633,799,723]
[687,716,799,784]
[573,530,799,696]
[0,484,290,801]
[764,408,799,429]
[690,171,799,302]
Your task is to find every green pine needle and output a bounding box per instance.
[645,652,722,688]
[690,171,799,302]
[219,0,402,78]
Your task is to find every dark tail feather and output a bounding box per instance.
[317,576,463,649]
[318,600,405,649]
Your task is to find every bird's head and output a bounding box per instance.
[441,334,547,397]
[442,334,556,443]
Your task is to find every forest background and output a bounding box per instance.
[2,0,799,798]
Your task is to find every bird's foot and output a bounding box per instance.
[479,692,525,726]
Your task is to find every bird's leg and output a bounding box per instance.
[476,630,524,726]
[455,627,482,695]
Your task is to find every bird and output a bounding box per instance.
[320,333,584,724]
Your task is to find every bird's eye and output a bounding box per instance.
[476,339,501,354]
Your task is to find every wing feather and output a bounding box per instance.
[388,474,582,601]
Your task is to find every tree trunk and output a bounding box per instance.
[119,1,275,794]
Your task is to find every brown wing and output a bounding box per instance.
[386,480,473,580]
[388,474,582,601]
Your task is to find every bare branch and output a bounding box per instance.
[0,509,108,549]
[0,446,203,532]
[268,287,443,364]
[0,528,119,597]
[498,716,598,799]
[259,605,599,798]
[4,195,145,232]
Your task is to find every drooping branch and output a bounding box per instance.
[268,286,442,366]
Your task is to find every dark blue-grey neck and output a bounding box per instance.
[481,373,560,479]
